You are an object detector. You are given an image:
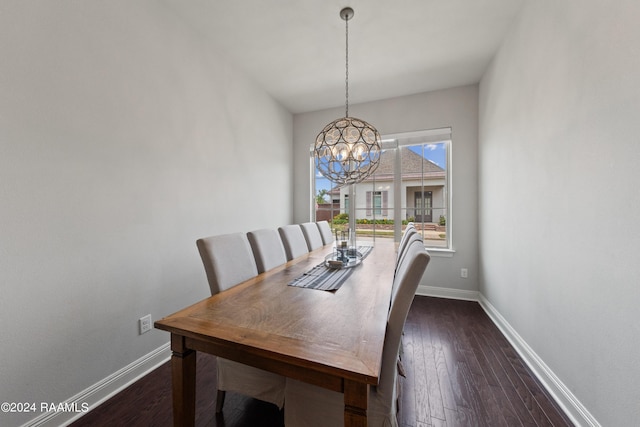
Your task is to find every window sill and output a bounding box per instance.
[424,247,455,258]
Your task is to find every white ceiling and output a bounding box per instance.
[161,0,524,114]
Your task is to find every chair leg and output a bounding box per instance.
[215,390,226,413]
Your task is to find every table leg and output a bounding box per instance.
[344,379,368,427]
[171,334,196,427]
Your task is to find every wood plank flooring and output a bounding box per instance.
[398,297,573,427]
[70,296,573,427]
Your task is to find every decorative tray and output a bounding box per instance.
[324,249,363,269]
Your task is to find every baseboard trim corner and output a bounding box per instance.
[477,294,600,427]
[22,342,171,427]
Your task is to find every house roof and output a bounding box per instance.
[328,147,444,192]
[364,147,445,182]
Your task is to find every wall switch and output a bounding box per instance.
[461,268,468,279]
[139,314,152,334]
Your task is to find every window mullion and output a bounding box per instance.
[393,142,401,243]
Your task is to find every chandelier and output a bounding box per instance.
[314,7,381,187]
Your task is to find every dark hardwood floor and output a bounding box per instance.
[397,297,573,427]
[70,297,573,427]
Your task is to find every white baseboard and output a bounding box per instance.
[22,343,171,427]
[477,294,600,427]
[416,284,479,301]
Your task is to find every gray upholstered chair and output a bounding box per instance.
[278,224,310,261]
[196,232,258,295]
[284,239,430,427]
[300,222,324,251]
[398,223,416,249]
[396,224,418,263]
[316,220,335,246]
[196,233,285,412]
[247,228,287,273]
[395,228,422,277]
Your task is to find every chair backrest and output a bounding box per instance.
[247,229,287,273]
[397,224,416,256]
[316,221,334,246]
[278,225,310,261]
[376,239,430,408]
[196,232,258,295]
[300,222,324,251]
[395,227,421,275]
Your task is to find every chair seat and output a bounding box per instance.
[285,377,398,427]
[217,358,285,408]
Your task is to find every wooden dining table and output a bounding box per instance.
[154,239,396,427]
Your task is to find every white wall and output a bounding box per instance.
[479,1,640,425]
[0,2,292,425]
[293,85,479,292]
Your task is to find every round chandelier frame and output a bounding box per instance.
[314,7,381,187]
[314,116,381,187]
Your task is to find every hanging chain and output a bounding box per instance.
[345,15,349,118]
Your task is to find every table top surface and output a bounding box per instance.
[155,239,396,386]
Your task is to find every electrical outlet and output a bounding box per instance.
[139,314,152,334]
[461,268,468,279]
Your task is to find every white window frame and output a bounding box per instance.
[310,127,453,253]
[383,127,452,252]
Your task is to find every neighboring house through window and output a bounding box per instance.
[313,127,451,250]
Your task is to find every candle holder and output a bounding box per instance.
[326,227,362,269]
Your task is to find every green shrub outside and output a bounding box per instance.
[331,213,414,226]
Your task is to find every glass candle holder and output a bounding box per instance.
[335,228,349,264]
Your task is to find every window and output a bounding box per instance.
[373,192,382,216]
[366,191,388,216]
[312,127,451,250]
